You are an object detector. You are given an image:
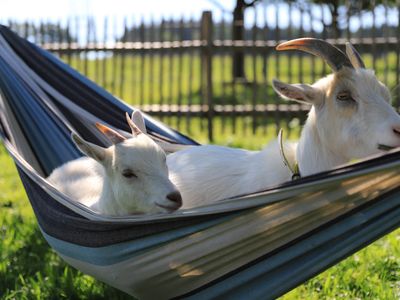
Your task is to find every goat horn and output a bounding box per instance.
[345,42,365,69]
[125,112,142,136]
[276,38,353,72]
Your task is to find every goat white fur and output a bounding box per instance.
[167,40,400,209]
[48,111,182,215]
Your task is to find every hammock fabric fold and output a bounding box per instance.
[0,25,399,299]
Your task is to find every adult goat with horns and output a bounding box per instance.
[167,38,400,209]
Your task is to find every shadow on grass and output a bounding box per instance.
[0,211,133,299]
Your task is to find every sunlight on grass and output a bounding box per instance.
[0,49,399,298]
[1,127,399,299]
[0,52,399,297]
[0,144,131,299]
[282,233,400,300]
[161,116,300,149]
[60,52,400,108]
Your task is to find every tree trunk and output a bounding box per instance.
[330,1,340,39]
[232,0,246,80]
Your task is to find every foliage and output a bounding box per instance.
[8,21,77,43]
[288,0,398,37]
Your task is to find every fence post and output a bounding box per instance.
[201,11,214,142]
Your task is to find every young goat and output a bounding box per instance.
[167,38,400,209]
[48,111,182,215]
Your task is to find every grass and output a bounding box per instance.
[1,52,399,298]
[1,122,399,299]
[0,145,130,300]
[60,52,400,107]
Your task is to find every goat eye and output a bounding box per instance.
[122,169,137,178]
[336,91,354,102]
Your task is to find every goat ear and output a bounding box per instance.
[272,79,319,105]
[95,123,126,144]
[125,112,141,136]
[345,42,365,69]
[131,110,147,134]
[71,133,106,162]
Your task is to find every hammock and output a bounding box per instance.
[0,25,399,299]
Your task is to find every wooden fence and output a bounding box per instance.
[6,1,400,141]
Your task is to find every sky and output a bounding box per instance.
[0,0,398,43]
[0,0,236,21]
[0,0,286,42]
[0,0,337,28]
[0,0,251,41]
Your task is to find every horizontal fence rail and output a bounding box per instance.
[136,103,310,115]
[5,1,400,142]
[39,37,400,53]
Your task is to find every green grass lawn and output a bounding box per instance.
[60,52,400,108]
[1,122,399,299]
[1,50,399,298]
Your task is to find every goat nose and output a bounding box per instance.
[393,126,400,137]
[167,191,182,206]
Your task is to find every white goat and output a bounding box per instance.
[48,111,182,215]
[167,38,400,209]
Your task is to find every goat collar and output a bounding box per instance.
[278,129,301,180]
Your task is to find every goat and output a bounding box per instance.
[48,111,182,215]
[167,38,400,209]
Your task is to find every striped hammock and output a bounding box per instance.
[0,25,399,299]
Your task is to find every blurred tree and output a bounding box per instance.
[232,0,260,81]
[291,0,397,38]
[208,0,261,81]
[8,21,76,43]
[312,0,341,38]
